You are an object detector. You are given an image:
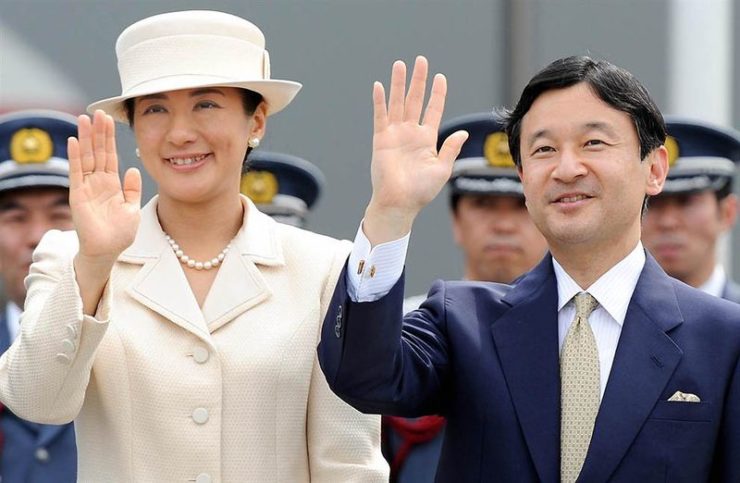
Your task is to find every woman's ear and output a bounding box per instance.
[249,102,268,140]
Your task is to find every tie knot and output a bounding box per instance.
[574,292,598,319]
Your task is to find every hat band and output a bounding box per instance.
[452,176,524,195]
[0,174,70,192]
[256,193,308,215]
[118,34,268,94]
[0,157,69,178]
[661,175,730,194]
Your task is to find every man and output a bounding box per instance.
[642,117,740,302]
[240,150,325,229]
[318,56,740,481]
[389,112,548,482]
[0,110,77,482]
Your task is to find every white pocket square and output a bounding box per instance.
[667,390,701,403]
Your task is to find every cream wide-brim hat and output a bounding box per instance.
[87,10,302,123]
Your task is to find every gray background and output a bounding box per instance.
[1,0,737,296]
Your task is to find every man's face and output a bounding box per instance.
[642,191,737,285]
[0,187,72,307]
[518,82,666,256]
[451,194,547,283]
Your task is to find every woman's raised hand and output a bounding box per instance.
[364,56,468,245]
[68,110,142,264]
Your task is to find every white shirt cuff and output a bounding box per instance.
[347,221,410,302]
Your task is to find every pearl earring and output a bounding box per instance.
[135,148,141,158]
[248,137,260,149]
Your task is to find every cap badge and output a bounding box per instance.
[665,135,680,167]
[241,170,278,203]
[484,132,515,168]
[10,128,54,164]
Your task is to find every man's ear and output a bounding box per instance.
[718,193,737,231]
[646,145,668,196]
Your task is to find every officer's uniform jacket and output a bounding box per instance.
[723,279,740,304]
[0,195,387,482]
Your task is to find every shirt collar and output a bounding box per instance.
[698,264,726,298]
[6,301,21,342]
[552,241,646,325]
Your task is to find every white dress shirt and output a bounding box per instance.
[5,301,21,342]
[348,224,646,399]
[697,264,727,298]
[552,244,645,398]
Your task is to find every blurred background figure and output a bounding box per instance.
[240,151,325,229]
[642,118,740,302]
[388,112,548,483]
[0,110,77,482]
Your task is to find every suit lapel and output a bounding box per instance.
[491,255,561,483]
[202,199,283,331]
[579,254,683,482]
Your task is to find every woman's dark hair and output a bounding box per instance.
[502,56,666,168]
[124,88,264,163]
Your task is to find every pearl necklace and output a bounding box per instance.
[164,234,233,270]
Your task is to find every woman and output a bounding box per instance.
[0,10,412,482]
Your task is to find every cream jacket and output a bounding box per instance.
[0,196,388,482]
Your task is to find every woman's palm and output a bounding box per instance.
[68,111,142,260]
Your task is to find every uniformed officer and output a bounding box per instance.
[240,151,324,228]
[0,110,77,482]
[642,117,740,302]
[389,112,548,483]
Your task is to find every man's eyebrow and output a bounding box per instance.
[525,129,551,149]
[0,200,23,212]
[582,121,619,137]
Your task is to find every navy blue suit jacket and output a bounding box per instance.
[318,253,740,482]
[1,313,77,483]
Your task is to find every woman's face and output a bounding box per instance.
[132,87,265,204]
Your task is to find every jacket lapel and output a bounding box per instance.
[491,255,561,483]
[120,196,284,338]
[120,197,209,340]
[579,254,683,482]
[202,198,284,332]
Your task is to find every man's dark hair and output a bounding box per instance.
[449,193,462,213]
[502,56,667,168]
[716,181,733,201]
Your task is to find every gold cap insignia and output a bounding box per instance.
[241,171,278,204]
[483,132,515,168]
[10,128,54,164]
[665,135,680,167]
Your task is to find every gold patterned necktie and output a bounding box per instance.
[560,292,600,482]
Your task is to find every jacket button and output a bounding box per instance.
[55,353,72,364]
[61,339,76,354]
[192,407,209,424]
[195,473,212,483]
[334,305,343,338]
[192,347,209,364]
[35,447,50,463]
